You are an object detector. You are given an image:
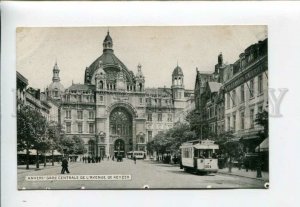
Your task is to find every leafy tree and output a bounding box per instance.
[148,122,197,158]
[255,110,269,138]
[58,135,86,156]
[17,104,48,169]
[72,135,86,155]
[185,109,202,136]
[47,121,63,166]
[59,136,75,155]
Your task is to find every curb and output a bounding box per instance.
[17,162,81,174]
[217,171,269,182]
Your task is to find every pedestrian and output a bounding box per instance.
[61,156,70,174]
[133,155,137,164]
[88,156,91,163]
[112,155,115,161]
[107,155,110,161]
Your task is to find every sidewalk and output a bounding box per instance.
[17,162,80,174]
[218,167,269,181]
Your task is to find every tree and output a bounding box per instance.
[185,109,202,136]
[47,121,63,166]
[255,109,269,138]
[215,131,243,173]
[58,135,86,156]
[17,104,48,169]
[72,135,86,155]
[185,109,212,139]
[148,122,197,159]
[59,136,75,155]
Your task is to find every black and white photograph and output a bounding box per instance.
[3,1,300,207]
[16,26,269,189]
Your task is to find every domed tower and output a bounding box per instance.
[171,64,185,100]
[47,61,64,100]
[103,31,113,52]
[135,63,145,92]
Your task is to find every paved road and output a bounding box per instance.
[18,159,266,190]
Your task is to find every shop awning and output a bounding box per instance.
[255,137,269,152]
[17,149,37,155]
[18,149,62,156]
[241,135,260,140]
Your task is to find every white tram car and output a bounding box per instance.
[180,139,219,174]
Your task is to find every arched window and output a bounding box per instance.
[110,108,132,137]
[99,81,103,89]
[139,83,143,91]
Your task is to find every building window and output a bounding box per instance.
[66,110,71,119]
[139,97,143,105]
[54,90,59,97]
[250,79,254,98]
[158,113,162,122]
[78,95,82,102]
[89,123,94,133]
[167,114,172,122]
[66,95,70,102]
[227,116,230,131]
[240,84,245,103]
[89,95,94,103]
[77,110,83,119]
[226,93,230,109]
[250,108,255,128]
[147,98,152,106]
[241,111,245,130]
[147,113,152,121]
[148,131,152,141]
[66,122,71,133]
[78,123,83,133]
[233,114,236,132]
[258,105,263,113]
[258,74,263,95]
[100,96,104,102]
[158,99,162,106]
[89,111,94,119]
[232,90,236,106]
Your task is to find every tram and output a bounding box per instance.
[180,139,219,174]
[127,151,145,159]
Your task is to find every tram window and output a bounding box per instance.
[194,149,199,158]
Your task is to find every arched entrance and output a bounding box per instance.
[109,107,133,157]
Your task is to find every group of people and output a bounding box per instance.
[81,156,107,163]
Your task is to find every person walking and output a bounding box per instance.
[61,156,70,174]
[133,155,137,164]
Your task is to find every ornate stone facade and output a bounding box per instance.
[48,32,195,157]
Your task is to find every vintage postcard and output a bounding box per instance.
[16,26,268,190]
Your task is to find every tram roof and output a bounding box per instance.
[180,139,219,149]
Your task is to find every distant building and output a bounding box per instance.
[17,71,28,109]
[17,71,57,124]
[223,38,268,152]
[194,53,227,138]
[47,32,194,157]
[194,38,268,152]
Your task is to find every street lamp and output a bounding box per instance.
[95,134,99,157]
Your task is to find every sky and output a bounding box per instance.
[17,26,267,90]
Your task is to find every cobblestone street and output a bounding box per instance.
[18,159,266,190]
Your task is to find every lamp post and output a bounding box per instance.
[97,131,105,156]
[95,134,99,158]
